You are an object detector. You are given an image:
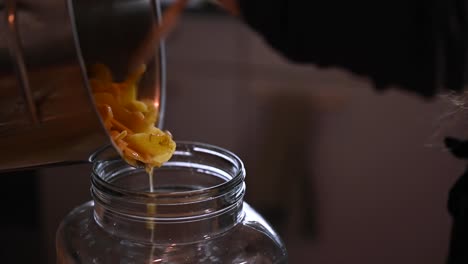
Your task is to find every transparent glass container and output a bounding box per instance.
[56,142,288,263]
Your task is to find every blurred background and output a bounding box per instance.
[1,4,467,264]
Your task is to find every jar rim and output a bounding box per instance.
[90,141,246,202]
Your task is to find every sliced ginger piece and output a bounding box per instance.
[90,64,175,169]
[126,131,176,167]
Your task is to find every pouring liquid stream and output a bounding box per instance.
[90,62,175,263]
[147,167,156,264]
[91,1,191,262]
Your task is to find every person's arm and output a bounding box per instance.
[218,0,467,98]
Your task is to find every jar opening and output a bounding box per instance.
[90,142,246,242]
[91,142,245,201]
[90,142,246,221]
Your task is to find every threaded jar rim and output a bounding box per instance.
[90,141,246,220]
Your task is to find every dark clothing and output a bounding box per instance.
[447,169,468,264]
[236,1,468,263]
[446,138,468,264]
[238,0,467,98]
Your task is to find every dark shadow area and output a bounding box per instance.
[0,170,43,263]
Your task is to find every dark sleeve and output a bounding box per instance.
[237,0,467,98]
[445,138,468,264]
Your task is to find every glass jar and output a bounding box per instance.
[56,142,288,263]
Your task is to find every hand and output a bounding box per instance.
[213,0,240,16]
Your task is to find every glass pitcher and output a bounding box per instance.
[0,0,165,171]
[56,142,288,263]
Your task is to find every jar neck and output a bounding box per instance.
[91,142,246,244]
